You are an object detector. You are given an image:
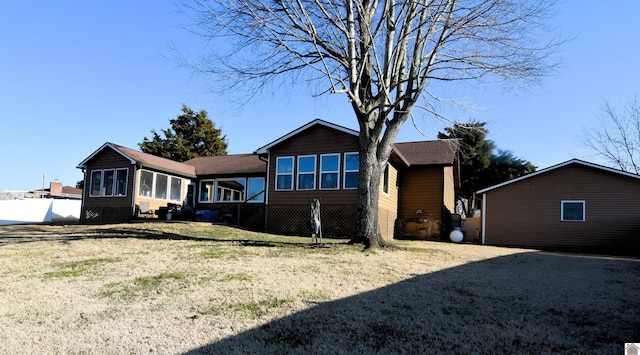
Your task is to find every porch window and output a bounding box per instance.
[320,154,340,190]
[154,174,168,200]
[276,156,294,191]
[216,178,246,202]
[247,177,265,202]
[89,169,128,197]
[199,180,214,202]
[561,200,585,221]
[170,177,182,201]
[139,170,154,197]
[90,170,102,197]
[102,170,114,196]
[115,169,128,196]
[344,152,359,189]
[297,155,316,190]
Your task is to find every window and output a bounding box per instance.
[102,170,114,196]
[89,169,128,197]
[276,156,294,190]
[562,200,585,221]
[138,169,181,201]
[297,155,316,190]
[115,169,128,196]
[247,177,265,202]
[382,163,390,194]
[344,152,359,189]
[139,170,154,197]
[154,174,168,200]
[90,170,102,197]
[216,178,246,202]
[170,177,182,201]
[199,180,214,202]
[320,154,340,190]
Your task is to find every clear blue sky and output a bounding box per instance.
[1,1,638,191]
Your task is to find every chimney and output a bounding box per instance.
[50,180,62,197]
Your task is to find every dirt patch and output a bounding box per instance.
[0,223,638,353]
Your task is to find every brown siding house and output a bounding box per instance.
[255,119,459,240]
[77,120,459,241]
[478,159,640,255]
[77,143,197,224]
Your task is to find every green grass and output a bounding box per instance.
[44,257,121,278]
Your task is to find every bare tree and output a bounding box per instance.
[179,0,562,248]
[585,96,640,174]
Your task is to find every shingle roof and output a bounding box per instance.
[183,154,266,175]
[77,143,197,178]
[109,143,197,178]
[393,140,459,166]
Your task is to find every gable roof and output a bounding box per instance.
[477,158,640,194]
[184,154,266,175]
[254,119,358,154]
[393,140,459,166]
[77,142,197,178]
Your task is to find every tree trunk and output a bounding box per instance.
[350,135,385,248]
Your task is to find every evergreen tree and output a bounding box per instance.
[439,121,536,215]
[139,104,228,161]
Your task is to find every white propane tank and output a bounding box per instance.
[449,228,464,243]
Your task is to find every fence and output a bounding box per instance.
[0,199,81,225]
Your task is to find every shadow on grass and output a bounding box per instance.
[0,225,336,249]
[185,252,640,354]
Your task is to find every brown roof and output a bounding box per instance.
[393,140,459,166]
[184,154,266,176]
[109,143,197,178]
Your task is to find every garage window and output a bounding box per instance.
[561,200,585,221]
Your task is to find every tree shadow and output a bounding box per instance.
[185,252,640,354]
[0,225,338,249]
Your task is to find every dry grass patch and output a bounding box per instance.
[0,222,638,354]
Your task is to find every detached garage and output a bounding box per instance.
[477,159,640,255]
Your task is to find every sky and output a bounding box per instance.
[1,1,639,191]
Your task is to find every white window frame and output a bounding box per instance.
[275,156,294,191]
[382,163,390,195]
[320,154,340,190]
[154,173,169,200]
[115,168,128,197]
[215,178,247,202]
[89,168,128,198]
[561,200,586,221]
[343,152,359,190]
[297,155,317,191]
[198,179,215,203]
[138,170,154,198]
[169,176,182,202]
[247,177,266,203]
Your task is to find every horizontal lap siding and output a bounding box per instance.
[82,149,135,210]
[378,164,399,240]
[398,167,444,219]
[484,164,640,253]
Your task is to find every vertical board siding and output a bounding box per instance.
[484,164,640,253]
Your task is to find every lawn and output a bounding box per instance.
[0,222,638,354]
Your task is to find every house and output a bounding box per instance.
[477,159,640,255]
[77,119,459,240]
[254,119,459,240]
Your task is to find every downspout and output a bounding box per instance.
[132,165,138,216]
[481,193,487,245]
[258,153,270,232]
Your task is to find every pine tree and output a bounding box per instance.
[139,104,228,161]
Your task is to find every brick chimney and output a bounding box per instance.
[50,180,62,197]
